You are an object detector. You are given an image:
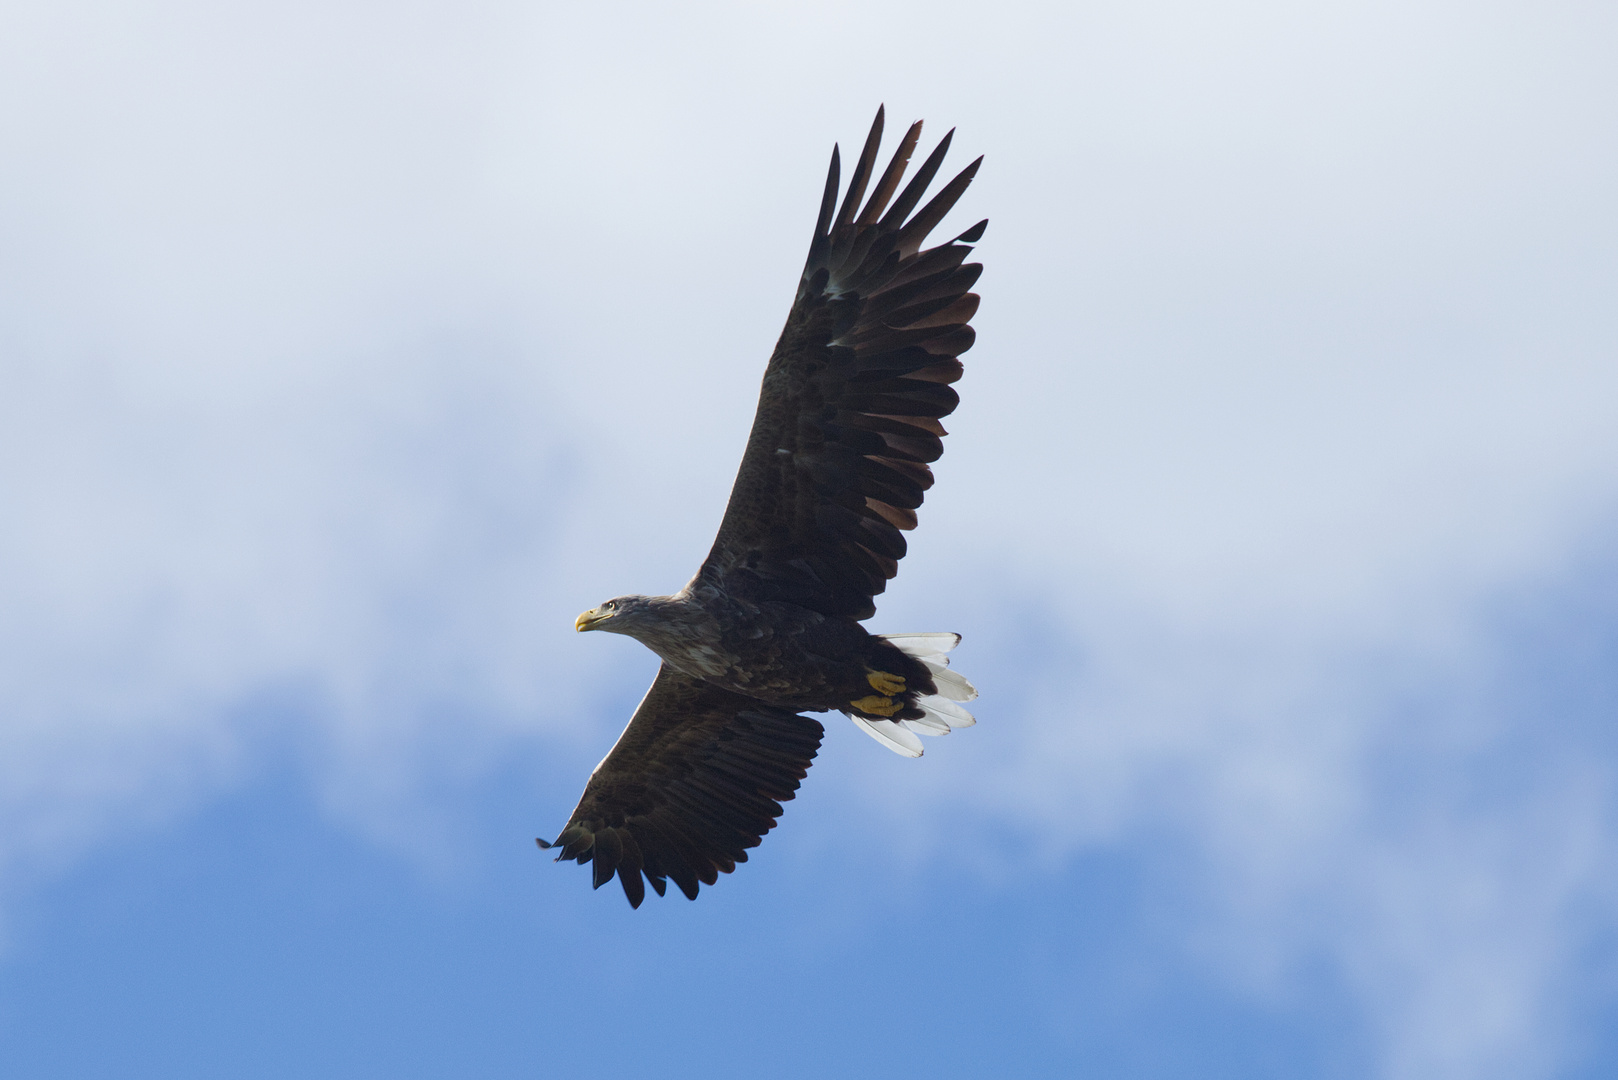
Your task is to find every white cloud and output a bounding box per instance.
[988,604,1618,1080]
[2,0,1618,1074]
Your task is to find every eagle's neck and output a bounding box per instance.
[622,592,728,680]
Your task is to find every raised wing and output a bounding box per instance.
[539,665,825,907]
[700,107,986,620]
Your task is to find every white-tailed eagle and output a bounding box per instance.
[539,107,984,906]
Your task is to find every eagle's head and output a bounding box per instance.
[575,595,658,636]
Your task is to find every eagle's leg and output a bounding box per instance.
[865,670,907,695]
[850,694,904,716]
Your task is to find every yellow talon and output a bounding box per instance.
[866,670,907,696]
[851,694,903,717]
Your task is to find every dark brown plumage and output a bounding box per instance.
[541,107,984,906]
[703,115,983,622]
[539,666,824,906]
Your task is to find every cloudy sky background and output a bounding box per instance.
[3,0,1618,1076]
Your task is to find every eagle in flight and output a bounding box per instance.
[539,107,984,906]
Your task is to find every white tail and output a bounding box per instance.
[848,633,978,757]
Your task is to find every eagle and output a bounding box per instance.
[538,107,984,907]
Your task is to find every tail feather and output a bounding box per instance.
[902,711,952,735]
[910,694,975,730]
[879,632,961,659]
[918,659,977,702]
[853,632,978,756]
[849,714,924,757]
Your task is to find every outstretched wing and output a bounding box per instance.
[699,107,986,620]
[539,665,825,907]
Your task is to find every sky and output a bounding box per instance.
[2,0,1618,1076]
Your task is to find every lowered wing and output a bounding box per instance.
[539,664,824,907]
[698,106,986,620]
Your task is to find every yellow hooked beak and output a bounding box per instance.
[575,607,607,632]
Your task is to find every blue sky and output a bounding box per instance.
[3,1,1618,1076]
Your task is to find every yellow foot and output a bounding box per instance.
[850,694,903,717]
[866,670,907,696]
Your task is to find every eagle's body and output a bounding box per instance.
[579,586,935,714]
[540,108,985,907]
